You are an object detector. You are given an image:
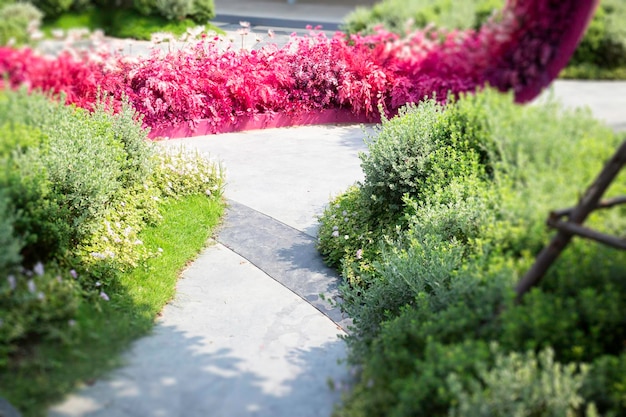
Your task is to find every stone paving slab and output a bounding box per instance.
[218,200,351,330]
[162,125,372,237]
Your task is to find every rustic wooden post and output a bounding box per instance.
[515,140,626,301]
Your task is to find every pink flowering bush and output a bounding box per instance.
[0,0,598,138]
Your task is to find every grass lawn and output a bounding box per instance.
[42,7,224,40]
[1,194,224,417]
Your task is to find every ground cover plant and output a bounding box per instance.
[317,88,626,417]
[343,0,626,80]
[0,89,225,416]
[0,0,597,137]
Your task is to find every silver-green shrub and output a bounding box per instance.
[448,346,594,417]
[155,0,192,20]
[0,2,43,45]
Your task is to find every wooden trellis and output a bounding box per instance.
[515,140,626,301]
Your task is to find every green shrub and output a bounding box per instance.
[0,190,21,274]
[359,94,495,220]
[447,346,594,417]
[0,2,43,45]
[323,88,626,417]
[132,0,155,15]
[154,0,192,20]
[342,0,502,35]
[317,185,387,280]
[152,145,224,199]
[30,0,73,18]
[570,0,626,71]
[499,245,626,364]
[189,0,214,23]
[0,92,158,265]
[0,261,81,367]
[583,354,626,416]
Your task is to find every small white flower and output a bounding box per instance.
[27,279,36,293]
[332,226,339,231]
[99,291,110,301]
[70,269,78,279]
[356,249,363,260]
[344,235,349,240]
[7,275,16,291]
[331,230,339,238]
[95,281,102,287]
[68,319,77,327]
[33,261,44,277]
[37,291,45,301]
[29,30,44,41]
[157,248,163,253]
[51,29,65,39]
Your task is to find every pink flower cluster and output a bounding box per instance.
[0,0,597,138]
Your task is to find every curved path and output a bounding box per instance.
[48,125,370,417]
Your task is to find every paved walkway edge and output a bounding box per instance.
[217,199,352,332]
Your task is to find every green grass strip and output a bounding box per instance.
[1,194,224,417]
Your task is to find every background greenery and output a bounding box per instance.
[0,0,219,42]
[0,89,225,416]
[317,88,626,417]
[342,0,626,80]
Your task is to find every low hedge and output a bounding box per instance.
[317,88,626,417]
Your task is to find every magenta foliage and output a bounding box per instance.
[0,0,598,136]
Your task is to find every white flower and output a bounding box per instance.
[33,261,44,276]
[7,275,16,291]
[51,29,65,39]
[99,291,110,301]
[331,231,339,238]
[27,279,36,293]
[187,25,205,38]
